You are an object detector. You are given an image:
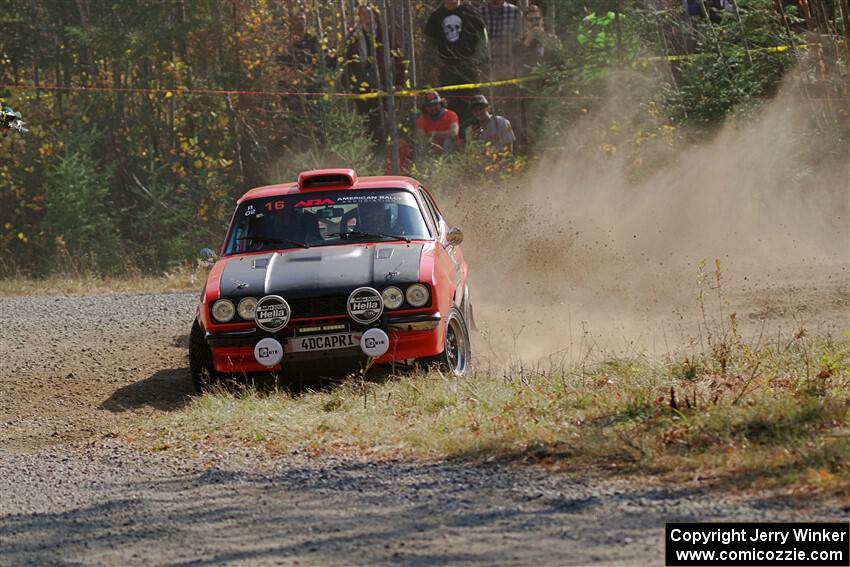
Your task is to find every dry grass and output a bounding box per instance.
[0,266,204,297]
[112,261,850,493]
[137,324,850,492]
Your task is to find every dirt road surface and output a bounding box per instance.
[0,270,847,566]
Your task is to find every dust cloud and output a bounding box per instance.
[447,77,850,365]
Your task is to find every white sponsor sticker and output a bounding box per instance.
[255,295,290,332]
[335,195,401,203]
[360,328,390,358]
[254,337,284,367]
[347,287,383,324]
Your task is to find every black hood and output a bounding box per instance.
[219,243,423,298]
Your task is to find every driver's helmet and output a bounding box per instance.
[357,201,389,233]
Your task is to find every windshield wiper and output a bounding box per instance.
[326,230,411,244]
[236,236,310,249]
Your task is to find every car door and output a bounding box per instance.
[419,187,465,311]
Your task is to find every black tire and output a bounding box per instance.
[189,320,217,393]
[430,306,472,377]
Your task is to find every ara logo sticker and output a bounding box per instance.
[254,337,283,367]
[360,328,390,358]
[294,198,335,208]
[255,295,291,332]
[347,287,383,324]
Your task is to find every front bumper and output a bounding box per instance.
[207,312,442,374]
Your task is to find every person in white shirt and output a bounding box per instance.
[466,94,515,154]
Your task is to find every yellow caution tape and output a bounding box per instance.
[355,43,808,100]
[356,73,546,101]
[4,42,810,103]
[648,43,808,62]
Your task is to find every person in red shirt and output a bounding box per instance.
[415,91,461,153]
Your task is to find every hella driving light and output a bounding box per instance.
[237,297,258,320]
[212,299,236,322]
[381,286,404,309]
[254,295,291,332]
[347,287,383,324]
[405,284,429,308]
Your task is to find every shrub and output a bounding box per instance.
[268,102,381,183]
[43,130,125,274]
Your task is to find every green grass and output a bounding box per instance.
[135,326,850,493]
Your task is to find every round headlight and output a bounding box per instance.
[382,286,404,309]
[211,299,235,322]
[237,297,257,320]
[405,284,429,308]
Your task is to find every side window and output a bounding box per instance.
[418,187,443,238]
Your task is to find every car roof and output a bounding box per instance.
[237,170,421,204]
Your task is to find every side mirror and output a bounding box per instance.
[199,247,218,268]
[447,227,464,246]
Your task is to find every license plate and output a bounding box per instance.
[286,332,362,353]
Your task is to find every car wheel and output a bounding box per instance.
[431,306,471,377]
[189,320,217,393]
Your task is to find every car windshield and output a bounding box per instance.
[223,189,431,255]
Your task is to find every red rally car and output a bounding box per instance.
[189,168,472,391]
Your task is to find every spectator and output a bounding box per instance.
[344,4,402,146]
[516,4,557,71]
[515,4,557,148]
[1,105,20,130]
[1,96,25,134]
[684,0,736,22]
[277,11,335,90]
[466,94,515,154]
[480,0,522,79]
[280,12,320,70]
[415,91,462,153]
[424,0,487,127]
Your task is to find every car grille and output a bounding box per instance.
[287,294,349,319]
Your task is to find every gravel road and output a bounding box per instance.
[0,289,845,566]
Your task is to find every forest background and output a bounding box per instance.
[1,0,848,277]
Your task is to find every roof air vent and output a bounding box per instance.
[298,169,357,191]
